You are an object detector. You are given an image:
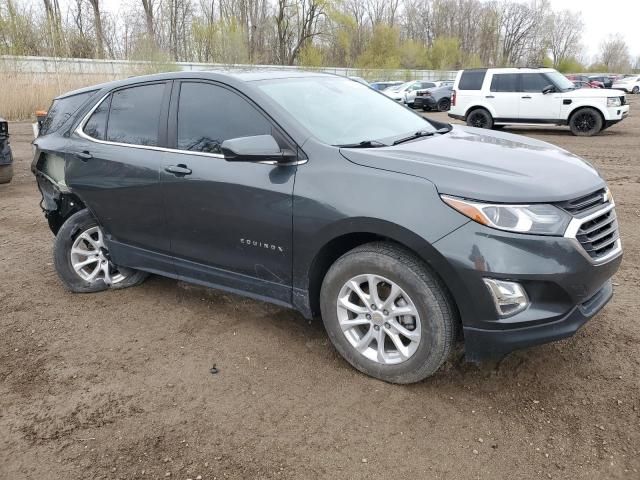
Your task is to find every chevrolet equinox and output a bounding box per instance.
[32,71,622,383]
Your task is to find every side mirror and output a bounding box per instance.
[221,135,296,164]
[542,85,555,94]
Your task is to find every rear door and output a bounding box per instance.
[487,73,520,120]
[66,81,174,272]
[160,80,297,304]
[518,73,562,121]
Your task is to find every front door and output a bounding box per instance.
[66,81,174,272]
[518,73,562,121]
[161,81,297,304]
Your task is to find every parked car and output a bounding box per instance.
[370,81,403,91]
[383,80,437,107]
[32,71,622,383]
[572,80,594,89]
[448,67,630,136]
[414,85,453,111]
[566,74,603,88]
[433,80,454,88]
[0,117,13,184]
[589,75,614,88]
[612,75,640,94]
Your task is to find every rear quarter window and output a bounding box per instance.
[458,70,487,90]
[40,90,98,135]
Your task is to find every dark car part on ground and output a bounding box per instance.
[32,71,622,383]
[0,117,14,184]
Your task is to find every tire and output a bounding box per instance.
[437,98,451,112]
[569,108,603,137]
[320,242,457,384]
[632,86,639,94]
[466,108,493,129]
[53,209,148,293]
[0,164,13,184]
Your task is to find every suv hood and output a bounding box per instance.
[340,125,605,203]
[562,88,626,98]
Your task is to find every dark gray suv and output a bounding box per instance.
[32,71,622,383]
[0,117,13,184]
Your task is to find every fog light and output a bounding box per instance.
[483,279,529,317]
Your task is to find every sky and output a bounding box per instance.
[92,0,640,61]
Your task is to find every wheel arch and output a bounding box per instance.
[464,104,495,120]
[298,218,464,323]
[568,104,606,125]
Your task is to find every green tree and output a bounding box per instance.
[356,24,400,69]
[427,37,460,70]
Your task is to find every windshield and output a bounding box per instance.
[546,71,576,91]
[256,77,436,146]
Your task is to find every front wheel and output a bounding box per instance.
[466,108,493,129]
[53,209,148,293]
[320,242,457,384]
[632,86,639,94]
[569,108,603,136]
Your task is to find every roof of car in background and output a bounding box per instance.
[54,69,336,100]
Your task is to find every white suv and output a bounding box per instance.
[448,68,630,136]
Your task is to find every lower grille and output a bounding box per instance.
[576,209,619,259]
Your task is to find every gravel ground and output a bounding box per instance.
[1,98,639,480]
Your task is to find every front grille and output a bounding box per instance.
[558,188,606,215]
[576,209,619,259]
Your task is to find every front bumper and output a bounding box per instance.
[433,219,622,361]
[605,104,629,121]
[414,96,436,109]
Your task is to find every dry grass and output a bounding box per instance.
[0,72,121,121]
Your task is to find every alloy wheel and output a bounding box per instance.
[69,226,127,286]
[469,112,487,128]
[574,112,596,133]
[336,274,422,365]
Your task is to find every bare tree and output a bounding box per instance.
[87,0,106,57]
[597,33,631,72]
[548,10,583,68]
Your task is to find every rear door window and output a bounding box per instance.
[106,83,166,146]
[40,90,98,135]
[521,73,551,92]
[83,95,111,140]
[490,74,519,92]
[176,82,272,154]
[458,70,486,90]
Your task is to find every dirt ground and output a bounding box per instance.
[1,98,639,480]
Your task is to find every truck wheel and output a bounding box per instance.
[633,86,639,94]
[0,164,13,184]
[53,209,148,293]
[466,108,493,129]
[569,108,603,136]
[320,242,457,384]
[437,98,451,112]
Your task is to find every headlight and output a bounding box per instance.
[607,97,622,107]
[441,195,571,236]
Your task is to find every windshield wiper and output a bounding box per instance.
[392,127,451,145]
[335,140,387,148]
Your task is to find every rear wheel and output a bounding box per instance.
[569,108,603,136]
[320,242,457,384]
[466,108,493,129]
[632,86,639,94]
[437,98,451,112]
[53,209,148,293]
[0,164,13,184]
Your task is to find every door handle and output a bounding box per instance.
[521,96,532,99]
[164,164,192,176]
[74,151,93,161]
